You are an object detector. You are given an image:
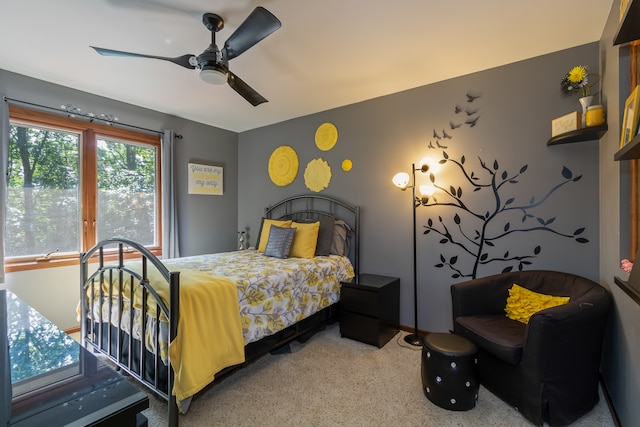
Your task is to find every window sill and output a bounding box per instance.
[5,247,162,273]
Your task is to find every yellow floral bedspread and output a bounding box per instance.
[163,249,355,343]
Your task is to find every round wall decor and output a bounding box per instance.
[268,145,299,186]
[315,122,338,151]
[304,158,332,192]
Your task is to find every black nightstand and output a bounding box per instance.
[340,274,400,348]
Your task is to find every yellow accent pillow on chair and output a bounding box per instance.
[504,283,570,324]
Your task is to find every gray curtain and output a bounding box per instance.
[0,98,8,284]
[162,130,180,258]
[1,290,11,423]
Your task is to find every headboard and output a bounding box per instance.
[264,194,360,276]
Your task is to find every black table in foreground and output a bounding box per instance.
[1,290,149,427]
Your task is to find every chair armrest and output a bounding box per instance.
[521,291,611,379]
[451,272,519,319]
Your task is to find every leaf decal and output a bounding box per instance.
[574,227,585,235]
[504,222,510,232]
[534,246,541,254]
[443,151,449,160]
[493,160,499,170]
[461,155,465,164]
[576,237,589,243]
[505,197,514,205]
[454,213,461,224]
[502,266,514,273]
[561,166,572,179]
[502,171,508,180]
[450,256,458,264]
[520,165,528,173]
[480,253,488,261]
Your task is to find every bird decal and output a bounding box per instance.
[436,140,448,149]
[443,129,452,139]
[433,129,441,139]
[454,104,463,114]
[466,93,481,102]
[465,107,479,116]
[465,116,480,127]
[450,121,463,129]
[428,140,435,149]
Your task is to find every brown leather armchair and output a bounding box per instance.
[451,270,611,426]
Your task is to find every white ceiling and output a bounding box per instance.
[0,0,614,133]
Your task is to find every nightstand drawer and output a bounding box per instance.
[341,286,379,317]
[340,311,398,348]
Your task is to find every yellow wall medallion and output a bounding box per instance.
[342,159,353,171]
[304,158,332,192]
[315,122,338,151]
[268,145,299,186]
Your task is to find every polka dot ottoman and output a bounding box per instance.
[421,332,479,411]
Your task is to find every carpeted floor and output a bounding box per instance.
[139,324,615,427]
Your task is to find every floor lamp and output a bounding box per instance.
[392,160,433,346]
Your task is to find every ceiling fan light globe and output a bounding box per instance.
[200,66,228,85]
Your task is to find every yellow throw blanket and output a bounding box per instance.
[142,265,245,402]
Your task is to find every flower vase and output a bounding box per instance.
[579,96,594,127]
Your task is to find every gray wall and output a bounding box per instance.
[599,1,640,426]
[239,43,600,334]
[0,69,239,326]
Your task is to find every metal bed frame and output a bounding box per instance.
[79,194,359,427]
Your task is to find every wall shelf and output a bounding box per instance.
[614,0,640,46]
[614,134,640,160]
[614,276,640,305]
[547,125,608,146]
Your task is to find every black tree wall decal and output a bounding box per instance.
[420,151,588,279]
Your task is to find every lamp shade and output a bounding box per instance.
[392,172,410,190]
[419,184,436,197]
[200,65,228,85]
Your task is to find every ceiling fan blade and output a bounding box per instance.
[223,7,281,60]
[227,72,267,106]
[90,46,196,69]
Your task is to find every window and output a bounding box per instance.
[5,106,161,271]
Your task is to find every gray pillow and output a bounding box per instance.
[330,219,352,257]
[264,226,296,258]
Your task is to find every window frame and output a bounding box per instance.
[5,106,162,272]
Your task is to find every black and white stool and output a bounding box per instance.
[421,332,479,411]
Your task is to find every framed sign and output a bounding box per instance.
[188,163,223,195]
[620,85,640,148]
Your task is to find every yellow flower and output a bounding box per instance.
[568,66,587,85]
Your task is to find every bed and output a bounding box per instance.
[79,194,360,426]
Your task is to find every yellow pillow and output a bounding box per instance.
[504,283,570,324]
[289,221,320,258]
[257,219,292,252]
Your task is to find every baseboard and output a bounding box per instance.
[599,373,622,427]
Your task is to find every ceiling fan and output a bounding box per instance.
[91,6,281,106]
